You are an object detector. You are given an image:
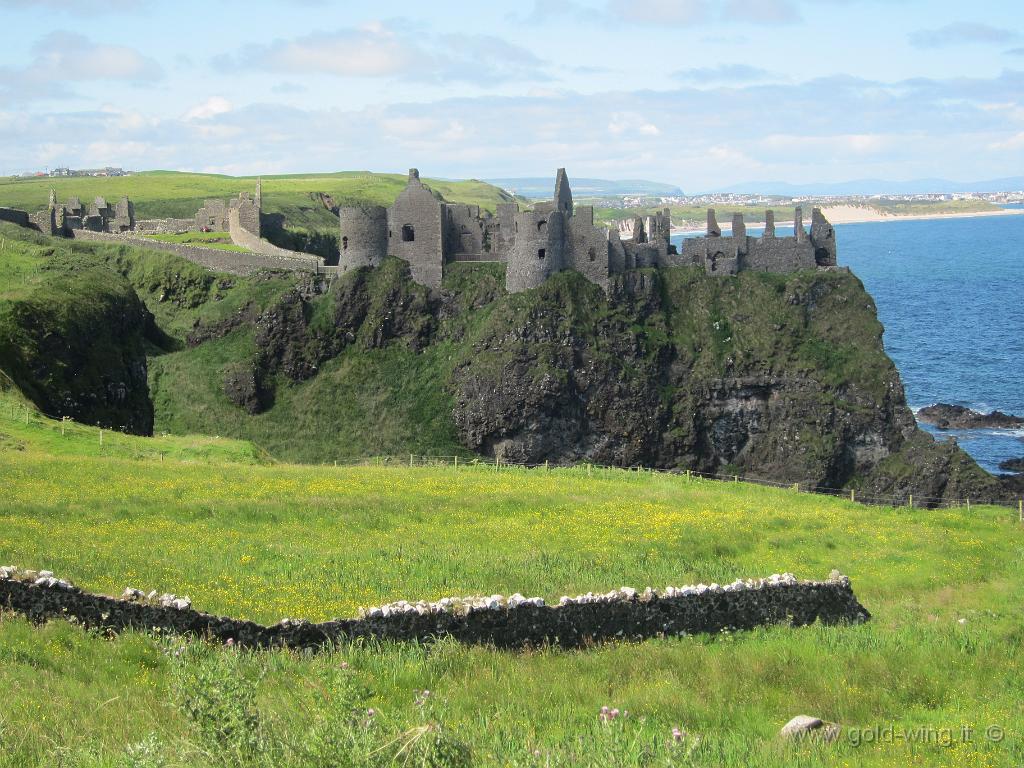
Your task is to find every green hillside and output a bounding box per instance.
[1,378,1022,767]
[0,170,518,240]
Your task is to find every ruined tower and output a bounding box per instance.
[339,205,388,272]
[554,167,573,217]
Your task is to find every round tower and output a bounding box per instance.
[338,205,388,271]
[506,210,564,293]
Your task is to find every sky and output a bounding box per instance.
[0,0,1022,191]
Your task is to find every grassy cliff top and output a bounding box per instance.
[0,170,517,232]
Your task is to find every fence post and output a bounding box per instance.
[850,489,855,502]
[99,429,103,448]
[544,460,549,471]
[409,454,414,468]
[733,474,738,483]
[966,498,970,513]
[1019,499,1022,523]
[454,455,458,470]
[792,483,799,492]
[909,494,913,509]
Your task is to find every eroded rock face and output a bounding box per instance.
[917,404,1024,430]
[453,270,906,487]
[0,266,155,434]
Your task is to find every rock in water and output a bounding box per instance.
[998,457,1024,473]
[917,404,1024,430]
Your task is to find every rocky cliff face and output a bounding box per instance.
[181,258,1005,504]
[446,267,1002,502]
[0,266,155,434]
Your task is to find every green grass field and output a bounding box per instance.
[144,230,251,253]
[1,382,1022,767]
[0,170,517,233]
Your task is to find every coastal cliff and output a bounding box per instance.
[0,224,1009,503]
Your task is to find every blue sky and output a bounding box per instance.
[0,0,1022,190]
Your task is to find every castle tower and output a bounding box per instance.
[764,210,776,238]
[506,210,565,293]
[254,177,262,208]
[48,188,57,210]
[794,207,806,243]
[810,207,837,266]
[554,168,573,217]
[632,216,647,243]
[339,205,388,272]
[707,209,721,237]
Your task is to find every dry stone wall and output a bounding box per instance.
[0,567,869,651]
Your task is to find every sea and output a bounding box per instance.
[672,208,1024,474]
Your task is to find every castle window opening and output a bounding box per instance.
[588,247,596,262]
[402,224,415,242]
[342,236,348,250]
[538,248,546,259]
[537,220,546,232]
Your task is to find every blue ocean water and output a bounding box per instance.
[673,211,1024,474]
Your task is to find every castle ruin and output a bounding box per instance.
[339,169,838,294]
[10,169,838,289]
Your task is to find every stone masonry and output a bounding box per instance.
[1,566,869,651]
[339,168,840,295]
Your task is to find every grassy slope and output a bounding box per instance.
[144,230,250,252]
[0,388,1022,766]
[0,170,516,223]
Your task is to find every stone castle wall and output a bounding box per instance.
[387,169,446,291]
[70,230,322,276]
[339,205,388,272]
[227,207,318,266]
[0,207,30,228]
[0,569,869,651]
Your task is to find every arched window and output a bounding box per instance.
[537,220,547,232]
[402,224,415,242]
[342,236,349,250]
[587,247,596,262]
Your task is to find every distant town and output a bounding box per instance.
[14,167,132,178]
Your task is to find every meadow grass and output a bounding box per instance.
[0,170,515,222]
[144,230,251,253]
[0,388,1022,766]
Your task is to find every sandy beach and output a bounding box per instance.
[664,205,1024,235]
[817,205,1024,225]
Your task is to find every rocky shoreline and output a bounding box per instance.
[916,403,1024,430]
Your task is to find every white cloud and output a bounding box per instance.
[607,0,710,25]
[218,23,550,85]
[184,97,234,121]
[0,31,162,105]
[909,22,1016,48]
[2,70,1023,189]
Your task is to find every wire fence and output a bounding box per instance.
[2,367,1021,516]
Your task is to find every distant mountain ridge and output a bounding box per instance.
[485,177,684,199]
[710,177,1024,196]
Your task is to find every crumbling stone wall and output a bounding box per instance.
[0,207,29,228]
[0,568,869,651]
[388,169,446,291]
[680,208,834,275]
[70,230,322,276]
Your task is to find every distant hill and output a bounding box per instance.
[710,177,1024,196]
[486,177,684,199]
